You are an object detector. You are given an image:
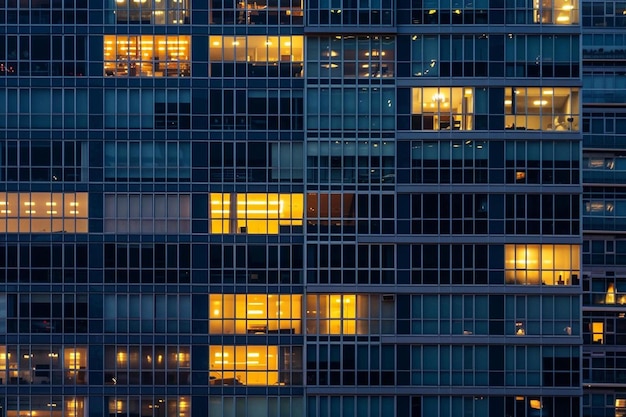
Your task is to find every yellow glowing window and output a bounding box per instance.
[209,294,302,334]
[0,192,88,233]
[504,244,580,285]
[411,87,474,130]
[209,35,303,62]
[209,192,231,233]
[306,294,363,335]
[534,0,578,24]
[209,193,303,234]
[209,346,279,386]
[104,35,191,77]
[591,322,604,344]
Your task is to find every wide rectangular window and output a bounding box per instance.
[104,35,190,77]
[411,87,474,130]
[304,294,393,335]
[103,194,190,234]
[208,346,303,386]
[209,193,303,234]
[209,294,302,334]
[104,345,190,385]
[0,192,88,233]
[4,396,85,417]
[504,244,580,285]
[534,0,579,24]
[104,142,191,181]
[209,36,303,77]
[110,0,189,24]
[505,87,579,131]
[0,345,87,385]
[306,193,356,227]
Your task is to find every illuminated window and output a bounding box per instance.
[5,397,85,417]
[533,0,578,24]
[504,244,580,285]
[209,346,279,385]
[209,193,303,234]
[411,87,474,130]
[103,35,190,77]
[591,322,604,344]
[210,36,303,62]
[209,294,302,334]
[0,192,88,233]
[505,87,579,131]
[306,294,377,335]
[0,346,6,385]
[64,348,88,384]
[111,0,189,24]
[228,0,304,25]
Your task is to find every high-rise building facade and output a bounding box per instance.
[581,0,626,415]
[0,0,582,416]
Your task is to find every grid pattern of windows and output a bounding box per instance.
[0,0,583,414]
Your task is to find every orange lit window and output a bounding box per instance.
[104,35,190,77]
[0,192,88,233]
[209,294,302,334]
[209,36,303,62]
[504,244,580,285]
[209,346,279,385]
[306,294,370,335]
[591,322,604,344]
[209,193,303,234]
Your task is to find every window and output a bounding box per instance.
[104,35,190,77]
[0,192,88,233]
[411,87,474,130]
[0,35,87,77]
[306,193,356,227]
[104,142,191,181]
[305,294,378,335]
[505,87,579,131]
[3,396,85,417]
[110,0,189,24]
[504,244,580,285]
[106,397,189,417]
[104,345,190,385]
[0,345,87,385]
[103,294,191,333]
[208,346,301,386]
[0,140,87,182]
[209,0,304,25]
[534,0,579,24]
[306,140,395,184]
[209,294,302,334]
[306,36,395,79]
[209,36,303,77]
[209,193,303,234]
[103,194,190,234]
